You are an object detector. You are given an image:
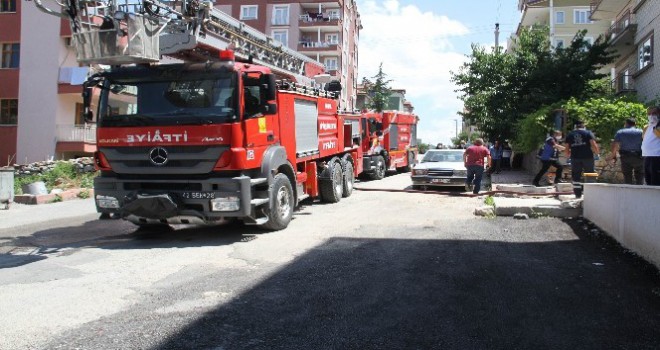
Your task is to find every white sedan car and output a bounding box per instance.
[411,149,491,190]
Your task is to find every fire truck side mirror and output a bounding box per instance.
[262,102,277,115]
[262,74,277,101]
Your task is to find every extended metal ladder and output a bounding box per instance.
[32,0,322,81]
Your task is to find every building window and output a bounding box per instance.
[326,33,339,45]
[638,34,654,70]
[555,39,565,49]
[1,43,20,68]
[324,57,338,71]
[555,11,565,24]
[0,0,16,12]
[327,9,340,20]
[272,5,289,25]
[240,5,258,20]
[0,99,18,125]
[272,30,288,47]
[574,9,592,24]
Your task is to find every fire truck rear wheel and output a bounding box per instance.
[342,161,354,198]
[369,155,386,180]
[320,162,343,203]
[261,173,293,231]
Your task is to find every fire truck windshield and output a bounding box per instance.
[99,76,237,127]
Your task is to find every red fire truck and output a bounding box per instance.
[357,111,419,180]
[34,0,367,230]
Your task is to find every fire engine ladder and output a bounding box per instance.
[31,0,322,82]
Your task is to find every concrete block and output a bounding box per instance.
[493,197,582,218]
[584,183,660,269]
[474,206,495,217]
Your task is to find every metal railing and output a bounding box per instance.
[298,41,339,49]
[612,73,635,94]
[609,11,636,39]
[299,13,341,23]
[590,0,603,15]
[56,124,97,143]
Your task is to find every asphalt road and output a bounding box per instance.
[0,173,659,349]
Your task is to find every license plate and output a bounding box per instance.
[181,192,216,199]
[432,178,451,184]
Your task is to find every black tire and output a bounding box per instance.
[261,173,294,231]
[320,161,343,203]
[342,161,354,198]
[369,155,386,180]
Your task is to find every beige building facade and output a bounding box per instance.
[592,0,660,102]
[511,0,611,51]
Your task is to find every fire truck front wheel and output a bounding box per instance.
[261,174,294,231]
[369,155,386,181]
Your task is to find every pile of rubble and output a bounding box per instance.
[12,158,96,177]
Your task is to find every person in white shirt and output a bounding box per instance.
[642,106,660,185]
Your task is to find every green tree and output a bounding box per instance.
[563,98,647,149]
[451,25,614,142]
[363,63,392,112]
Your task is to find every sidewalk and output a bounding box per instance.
[0,199,97,233]
[490,169,535,186]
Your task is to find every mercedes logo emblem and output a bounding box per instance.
[149,147,169,166]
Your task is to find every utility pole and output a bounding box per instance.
[495,23,500,53]
[454,119,458,138]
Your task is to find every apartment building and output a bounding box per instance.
[215,0,362,111]
[0,0,95,164]
[591,0,659,102]
[510,0,610,51]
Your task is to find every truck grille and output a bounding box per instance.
[428,169,454,177]
[100,146,228,175]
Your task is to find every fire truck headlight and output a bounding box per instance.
[412,168,428,176]
[96,195,120,209]
[210,197,240,212]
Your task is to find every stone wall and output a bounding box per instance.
[12,157,96,177]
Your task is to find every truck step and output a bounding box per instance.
[250,178,268,186]
[250,198,270,207]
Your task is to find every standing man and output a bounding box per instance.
[463,138,492,194]
[565,121,600,198]
[533,130,565,186]
[489,140,503,174]
[608,118,643,184]
[642,106,660,185]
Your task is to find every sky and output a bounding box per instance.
[355,0,521,146]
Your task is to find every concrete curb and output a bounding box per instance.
[14,189,94,205]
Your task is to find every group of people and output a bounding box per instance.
[533,106,660,198]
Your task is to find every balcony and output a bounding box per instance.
[608,11,637,54]
[299,13,341,28]
[591,0,630,21]
[55,124,97,154]
[612,73,635,95]
[298,41,340,54]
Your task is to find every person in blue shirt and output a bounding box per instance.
[608,118,643,184]
[488,140,503,174]
[565,121,600,198]
[533,130,565,186]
